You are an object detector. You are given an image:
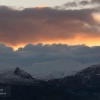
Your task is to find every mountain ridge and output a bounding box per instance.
[0,63,100,99]
[0,67,36,85]
[24,58,91,80]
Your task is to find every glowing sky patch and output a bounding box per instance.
[92,13,100,23]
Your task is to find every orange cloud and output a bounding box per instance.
[0,6,100,50]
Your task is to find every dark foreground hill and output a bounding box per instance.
[0,84,99,100]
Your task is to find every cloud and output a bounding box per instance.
[0,5,100,49]
[79,1,90,6]
[61,0,100,8]
[91,0,100,4]
[0,43,100,65]
[16,43,100,64]
[62,2,77,8]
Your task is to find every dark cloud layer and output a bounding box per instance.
[0,43,100,65]
[0,4,100,47]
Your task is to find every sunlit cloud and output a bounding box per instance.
[0,3,100,49]
[92,13,100,23]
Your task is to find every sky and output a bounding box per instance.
[0,0,100,68]
[0,0,74,8]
